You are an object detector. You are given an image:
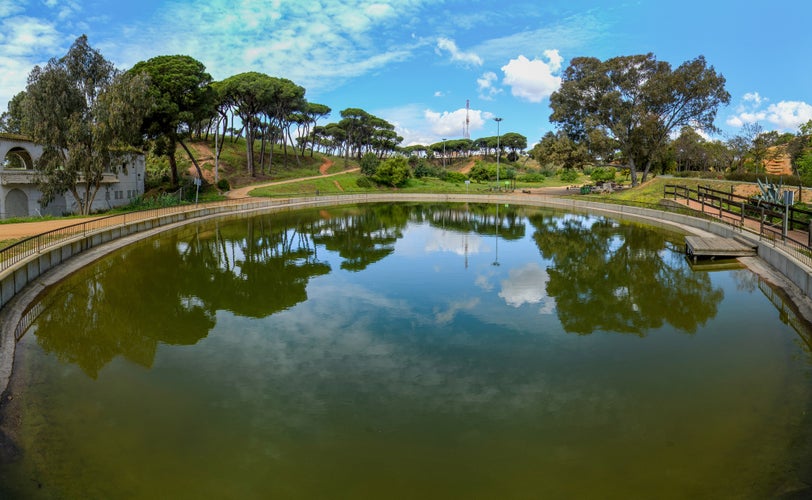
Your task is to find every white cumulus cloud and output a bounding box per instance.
[498,263,555,313]
[501,50,563,103]
[477,71,501,100]
[766,101,812,130]
[726,92,812,131]
[436,37,483,66]
[424,107,491,138]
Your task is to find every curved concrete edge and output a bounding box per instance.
[2,193,811,397]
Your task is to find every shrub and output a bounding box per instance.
[413,161,439,179]
[360,152,380,177]
[445,171,468,183]
[539,164,557,177]
[725,171,802,186]
[519,172,545,183]
[590,167,616,182]
[356,176,373,188]
[216,178,230,191]
[468,162,494,182]
[374,157,411,187]
[559,168,579,182]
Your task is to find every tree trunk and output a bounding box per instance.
[245,126,255,176]
[628,157,639,187]
[168,149,179,187]
[178,139,204,181]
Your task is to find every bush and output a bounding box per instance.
[216,178,230,191]
[444,171,468,183]
[360,152,380,177]
[413,161,439,179]
[374,157,411,187]
[559,168,579,182]
[725,171,803,186]
[539,164,557,177]
[590,167,616,182]
[519,172,545,183]
[469,161,496,182]
[356,176,373,188]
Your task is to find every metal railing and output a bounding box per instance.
[664,183,812,267]
[0,196,279,272]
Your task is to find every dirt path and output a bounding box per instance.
[0,218,103,241]
[458,158,476,174]
[225,157,355,199]
[0,157,349,241]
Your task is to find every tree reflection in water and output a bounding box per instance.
[29,204,725,377]
[529,212,723,335]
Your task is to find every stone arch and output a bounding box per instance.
[3,146,34,170]
[5,189,29,218]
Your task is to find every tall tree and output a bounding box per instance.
[532,130,589,170]
[550,53,730,186]
[263,77,306,170]
[500,132,528,155]
[0,91,26,134]
[22,35,151,215]
[338,108,371,166]
[129,55,214,186]
[218,72,275,177]
[302,103,331,157]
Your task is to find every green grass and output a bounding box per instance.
[0,214,88,225]
[580,177,745,206]
[0,237,24,248]
[249,171,593,198]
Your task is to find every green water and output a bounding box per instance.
[1,203,811,499]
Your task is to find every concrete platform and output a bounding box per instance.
[685,235,757,260]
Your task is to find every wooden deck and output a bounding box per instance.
[685,236,757,261]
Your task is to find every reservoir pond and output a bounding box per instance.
[1,203,811,498]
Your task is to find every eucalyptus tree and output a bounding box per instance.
[532,130,589,170]
[0,91,26,134]
[550,53,730,186]
[129,55,214,186]
[672,126,707,172]
[22,35,151,215]
[787,120,812,176]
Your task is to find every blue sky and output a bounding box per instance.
[2,0,811,147]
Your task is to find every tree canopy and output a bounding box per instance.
[550,53,730,185]
[21,35,151,214]
[129,55,214,186]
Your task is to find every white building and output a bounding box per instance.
[0,133,145,218]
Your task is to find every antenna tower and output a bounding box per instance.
[464,99,471,139]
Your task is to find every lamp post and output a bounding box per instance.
[494,117,502,190]
[442,138,446,169]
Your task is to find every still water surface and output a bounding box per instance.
[1,203,811,498]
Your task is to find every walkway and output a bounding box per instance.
[0,158,355,242]
[671,196,811,247]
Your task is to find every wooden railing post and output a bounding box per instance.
[808,220,812,248]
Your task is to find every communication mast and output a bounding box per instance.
[463,99,471,139]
